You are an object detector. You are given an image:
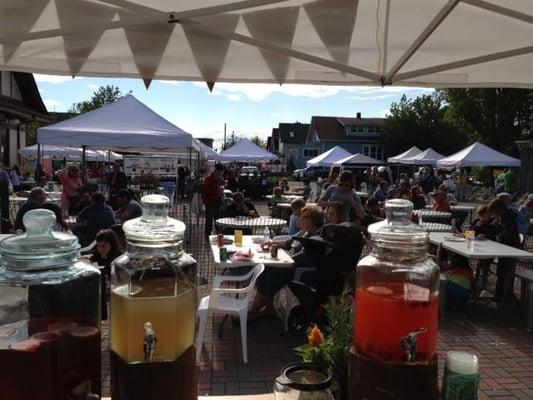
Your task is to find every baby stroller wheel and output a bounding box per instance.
[287,305,308,336]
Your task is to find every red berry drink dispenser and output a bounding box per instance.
[0,209,101,400]
[350,199,440,400]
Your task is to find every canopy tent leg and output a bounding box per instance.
[81,145,87,185]
[36,144,41,182]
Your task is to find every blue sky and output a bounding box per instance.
[35,74,433,151]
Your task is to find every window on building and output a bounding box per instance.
[289,131,294,138]
[304,148,319,158]
[348,125,366,136]
[362,144,384,160]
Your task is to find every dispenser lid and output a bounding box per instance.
[367,199,428,244]
[123,194,185,244]
[0,209,80,270]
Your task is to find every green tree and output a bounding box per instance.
[439,88,533,154]
[69,85,122,114]
[383,93,468,155]
[249,135,266,147]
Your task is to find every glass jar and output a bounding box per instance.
[275,363,335,400]
[355,199,439,365]
[110,194,197,400]
[0,209,101,400]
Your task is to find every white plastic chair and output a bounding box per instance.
[196,263,265,364]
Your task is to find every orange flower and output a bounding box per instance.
[308,325,324,347]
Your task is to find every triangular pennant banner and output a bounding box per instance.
[183,14,240,84]
[143,78,152,89]
[55,0,116,76]
[121,11,174,83]
[0,0,50,63]
[242,6,300,84]
[303,0,359,65]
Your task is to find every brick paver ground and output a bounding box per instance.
[101,200,533,399]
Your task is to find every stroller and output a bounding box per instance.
[274,222,365,335]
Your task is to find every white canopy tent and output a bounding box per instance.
[38,95,201,153]
[198,141,225,162]
[218,138,278,162]
[306,146,351,167]
[1,1,533,88]
[19,144,122,161]
[400,148,445,165]
[436,142,521,170]
[334,153,384,167]
[388,146,423,164]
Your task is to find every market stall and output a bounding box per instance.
[19,144,122,161]
[306,146,351,167]
[400,148,445,166]
[387,146,422,164]
[218,138,278,162]
[436,142,521,169]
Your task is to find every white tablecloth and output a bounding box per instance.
[209,235,294,269]
[429,232,533,260]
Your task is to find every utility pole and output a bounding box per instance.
[223,123,227,150]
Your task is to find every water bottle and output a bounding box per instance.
[263,227,270,242]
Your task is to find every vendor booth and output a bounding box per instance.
[306,146,351,167]
[400,148,445,166]
[436,142,521,169]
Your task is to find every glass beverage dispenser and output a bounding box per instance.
[0,209,101,400]
[350,199,440,400]
[110,195,197,400]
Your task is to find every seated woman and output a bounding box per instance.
[225,192,257,217]
[250,204,324,317]
[432,190,451,212]
[81,229,122,320]
[410,185,426,210]
[471,204,497,240]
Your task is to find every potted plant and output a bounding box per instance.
[294,294,353,400]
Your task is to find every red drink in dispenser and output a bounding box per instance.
[350,200,440,400]
[355,283,439,364]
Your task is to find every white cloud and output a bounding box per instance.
[158,80,181,86]
[226,94,242,102]
[348,94,397,101]
[193,82,433,102]
[86,83,100,91]
[376,108,391,118]
[43,99,64,111]
[34,74,79,84]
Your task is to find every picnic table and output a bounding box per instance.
[209,235,294,269]
[266,194,302,202]
[429,232,533,309]
[413,209,452,223]
[420,222,453,233]
[429,232,533,259]
[216,216,287,234]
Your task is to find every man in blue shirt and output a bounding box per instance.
[372,180,388,202]
[75,192,116,245]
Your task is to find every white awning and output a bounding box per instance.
[219,138,278,161]
[19,144,122,161]
[38,95,200,153]
[307,146,351,167]
[1,1,533,88]
[400,148,445,165]
[436,142,520,169]
[388,146,423,164]
[334,152,384,166]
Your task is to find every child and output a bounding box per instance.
[288,198,306,235]
[269,187,287,207]
[83,229,122,320]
